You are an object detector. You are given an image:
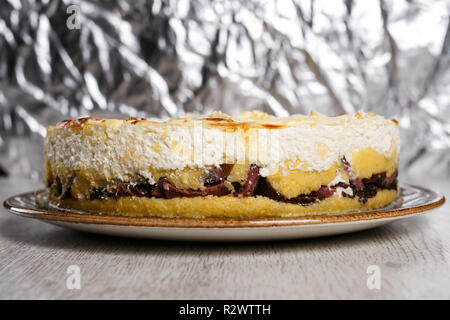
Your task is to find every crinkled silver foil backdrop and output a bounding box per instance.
[0,0,449,180]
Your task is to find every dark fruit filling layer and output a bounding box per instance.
[49,162,398,206]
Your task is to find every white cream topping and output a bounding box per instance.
[44,111,400,183]
[335,186,354,198]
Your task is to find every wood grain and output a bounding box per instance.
[0,176,449,299]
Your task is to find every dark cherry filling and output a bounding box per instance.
[256,177,335,205]
[334,170,398,203]
[232,165,260,197]
[204,167,225,185]
[356,170,398,203]
[341,157,398,203]
[160,178,230,198]
[51,163,398,205]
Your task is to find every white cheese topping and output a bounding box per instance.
[44,110,400,182]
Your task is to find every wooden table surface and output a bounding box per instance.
[0,174,449,300]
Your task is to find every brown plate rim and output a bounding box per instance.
[2,184,445,228]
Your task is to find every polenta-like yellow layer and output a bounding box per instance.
[267,163,345,198]
[50,189,397,218]
[266,148,397,197]
[51,147,396,200]
[350,148,397,179]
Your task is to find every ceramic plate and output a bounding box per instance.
[3,184,445,241]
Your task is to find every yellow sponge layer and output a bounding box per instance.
[267,163,342,198]
[52,189,397,218]
[351,148,397,179]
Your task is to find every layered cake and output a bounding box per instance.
[42,110,400,218]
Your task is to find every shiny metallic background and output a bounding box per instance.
[0,0,449,180]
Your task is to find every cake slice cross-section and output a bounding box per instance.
[42,110,400,218]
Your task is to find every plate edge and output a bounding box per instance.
[3,186,445,229]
